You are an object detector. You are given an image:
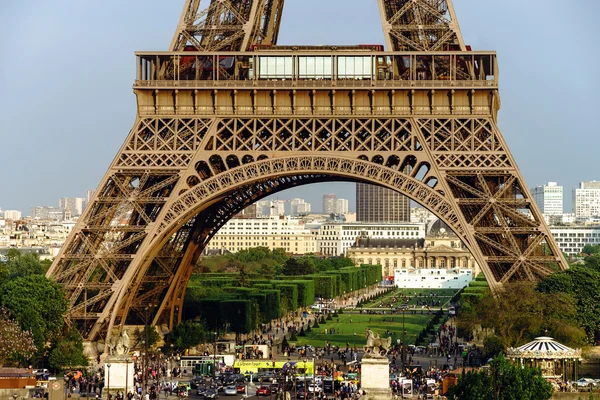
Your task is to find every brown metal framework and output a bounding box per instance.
[47,0,567,344]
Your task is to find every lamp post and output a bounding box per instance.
[212,331,217,379]
[125,358,129,399]
[302,358,307,397]
[401,307,407,370]
[141,341,146,394]
[353,332,357,352]
[106,364,111,400]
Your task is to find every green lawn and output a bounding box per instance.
[291,312,432,348]
[360,288,459,309]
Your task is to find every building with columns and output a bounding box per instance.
[347,221,479,280]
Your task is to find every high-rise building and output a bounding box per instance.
[271,200,285,216]
[323,194,337,215]
[3,210,22,220]
[291,198,311,216]
[84,189,96,211]
[531,182,563,215]
[356,183,410,223]
[59,197,84,216]
[573,181,600,219]
[31,206,62,220]
[336,199,349,214]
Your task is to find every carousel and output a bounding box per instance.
[507,337,582,380]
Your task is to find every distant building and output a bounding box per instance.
[336,199,349,214]
[291,199,311,216]
[318,222,426,257]
[549,225,600,256]
[347,220,479,279]
[206,216,317,254]
[3,210,22,220]
[59,197,84,216]
[531,182,563,216]
[271,200,285,216]
[394,268,473,289]
[84,189,96,210]
[572,181,600,220]
[356,183,410,223]
[323,194,337,215]
[30,206,61,220]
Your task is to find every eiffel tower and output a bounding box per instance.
[47,0,567,344]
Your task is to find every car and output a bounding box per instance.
[295,389,314,400]
[236,384,246,394]
[576,378,596,388]
[224,386,237,396]
[204,389,219,399]
[256,386,271,396]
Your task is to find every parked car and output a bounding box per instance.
[236,384,246,394]
[295,389,314,399]
[204,388,219,399]
[224,386,237,396]
[576,378,596,388]
[256,385,271,396]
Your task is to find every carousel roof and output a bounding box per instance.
[507,337,582,360]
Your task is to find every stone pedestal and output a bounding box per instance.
[105,356,135,394]
[360,356,392,400]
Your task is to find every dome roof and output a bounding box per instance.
[427,219,456,237]
[507,337,581,360]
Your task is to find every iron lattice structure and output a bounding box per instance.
[47,0,567,344]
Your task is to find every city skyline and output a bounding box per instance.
[1,1,599,215]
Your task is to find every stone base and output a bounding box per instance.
[361,356,392,400]
[104,356,135,392]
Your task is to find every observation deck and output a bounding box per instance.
[132,50,498,117]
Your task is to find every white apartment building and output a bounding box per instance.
[290,199,311,216]
[206,216,317,254]
[323,194,337,215]
[550,225,600,256]
[336,199,349,214]
[59,197,84,216]
[3,210,22,220]
[531,182,563,215]
[573,181,600,220]
[318,222,426,256]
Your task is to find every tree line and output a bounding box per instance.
[455,254,600,359]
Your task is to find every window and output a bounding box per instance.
[338,56,373,79]
[298,56,332,79]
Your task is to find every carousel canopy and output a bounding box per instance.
[507,337,582,360]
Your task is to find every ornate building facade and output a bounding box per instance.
[347,222,479,279]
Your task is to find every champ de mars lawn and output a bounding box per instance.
[291,312,430,349]
[291,288,459,349]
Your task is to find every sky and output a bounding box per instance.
[1,0,599,214]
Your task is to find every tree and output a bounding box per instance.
[538,265,600,342]
[138,325,161,349]
[48,328,88,372]
[482,335,504,358]
[456,282,585,349]
[0,251,49,280]
[257,263,275,280]
[0,275,68,349]
[0,308,37,367]
[448,354,552,400]
[282,258,315,276]
[238,265,250,287]
[164,320,205,354]
[581,244,600,256]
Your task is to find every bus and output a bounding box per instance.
[233,360,315,375]
[179,355,236,376]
